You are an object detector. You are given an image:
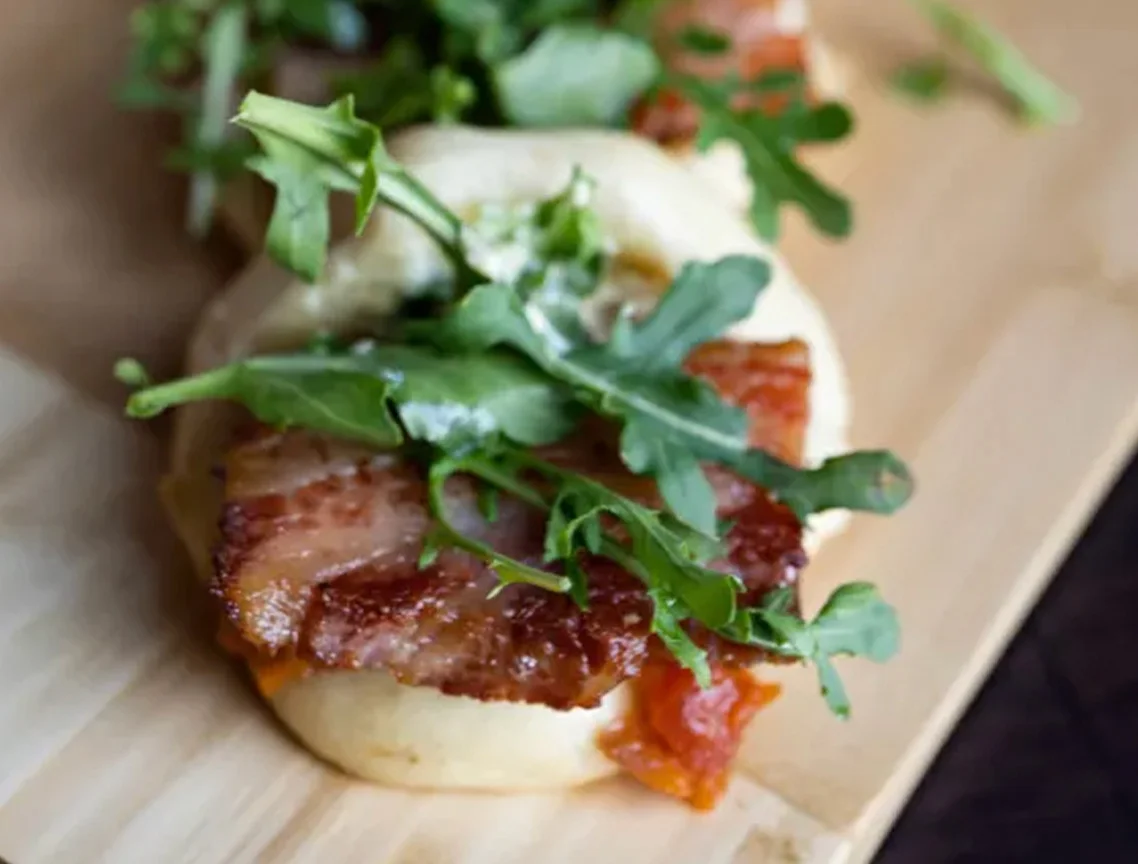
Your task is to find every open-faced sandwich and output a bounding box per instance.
[117,91,911,809]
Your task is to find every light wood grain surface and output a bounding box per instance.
[2,1,1138,862]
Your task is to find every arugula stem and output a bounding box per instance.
[187,1,246,236]
[378,169,488,287]
[372,169,470,271]
[124,366,235,418]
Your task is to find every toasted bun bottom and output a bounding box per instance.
[271,671,628,789]
[167,127,853,791]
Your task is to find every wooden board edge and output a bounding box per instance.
[840,288,1138,863]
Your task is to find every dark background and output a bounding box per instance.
[877,451,1138,863]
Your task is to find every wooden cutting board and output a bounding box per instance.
[3,1,1138,862]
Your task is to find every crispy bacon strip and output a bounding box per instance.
[213,339,812,710]
[632,0,811,144]
[686,338,810,463]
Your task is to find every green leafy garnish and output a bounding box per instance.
[494,25,659,127]
[368,346,579,449]
[727,582,900,717]
[676,74,853,241]
[428,446,902,705]
[124,352,403,448]
[675,25,731,56]
[727,449,914,522]
[118,92,913,718]
[119,346,577,452]
[425,446,740,685]
[911,0,1077,125]
[232,91,473,283]
[232,94,911,534]
[432,270,750,534]
[890,58,951,104]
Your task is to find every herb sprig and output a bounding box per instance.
[118,91,912,715]
[674,72,853,241]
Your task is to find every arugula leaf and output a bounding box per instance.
[116,346,577,452]
[477,483,500,522]
[361,345,579,449]
[233,91,476,283]
[494,25,659,127]
[620,425,717,536]
[811,582,901,663]
[119,2,213,233]
[166,137,259,182]
[519,0,601,28]
[739,582,900,717]
[811,655,851,718]
[730,449,915,521]
[779,102,855,145]
[605,256,770,372]
[650,596,713,686]
[676,74,853,241]
[117,0,402,232]
[116,76,195,112]
[249,158,333,284]
[113,358,150,388]
[891,58,951,104]
[329,38,476,128]
[911,0,1077,125]
[676,25,731,56]
[547,467,737,631]
[531,167,605,266]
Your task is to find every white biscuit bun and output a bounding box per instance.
[164,126,852,791]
